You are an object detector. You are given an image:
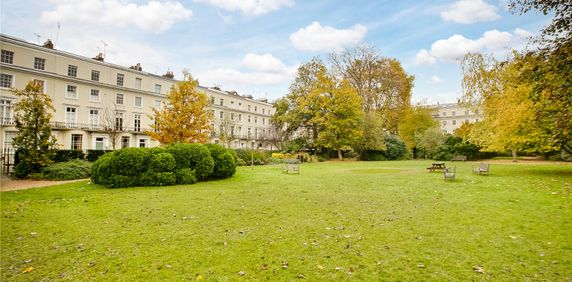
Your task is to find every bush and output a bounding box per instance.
[166,143,214,180]
[86,150,113,162]
[384,134,409,160]
[13,162,34,179]
[175,168,198,185]
[360,150,388,161]
[52,150,85,162]
[30,160,92,180]
[91,148,152,188]
[205,144,237,179]
[139,172,177,186]
[148,153,176,173]
[234,149,269,165]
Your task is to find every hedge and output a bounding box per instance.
[91,143,236,188]
[29,160,92,180]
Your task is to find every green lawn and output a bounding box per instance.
[1,160,571,281]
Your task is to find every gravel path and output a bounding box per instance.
[1,174,88,192]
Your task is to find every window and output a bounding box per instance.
[220,111,224,119]
[155,84,161,94]
[134,96,142,107]
[262,108,265,114]
[139,139,147,148]
[95,137,104,150]
[68,65,77,77]
[452,120,457,125]
[262,118,265,125]
[248,116,251,123]
[248,105,251,111]
[231,113,235,120]
[465,110,469,115]
[33,79,45,93]
[34,57,45,70]
[238,114,242,122]
[210,110,215,117]
[90,89,100,101]
[452,111,456,116]
[121,136,130,148]
[0,74,13,88]
[210,97,215,104]
[91,70,100,81]
[442,121,447,126]
[115,112,124,131]
[116,73,124,86]
[255,128,258,138]
[89,109,99,128]
[247,128,251,137]
[135,78,142,89]
[465,119,469,123]
[1,50,14,64]
[220,98,224,106]
[66,85,77,99]
[116,93,124,105]
[65,106,77,127]
[442,112,446,116]
[154,100,161,109]
[71,134,82,150]
[134,114,141,132]
[0,99,12,124]
[254,117,257,124]
[254,106,257,112]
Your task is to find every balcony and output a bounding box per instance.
[0,117,14,126]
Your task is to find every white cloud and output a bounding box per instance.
[441,0,500,24]
[40,0,192,33]
[289,21,367,52]
[514,28,533,39]
[415,29,522,64]
[194,0,292,16]
[243,53,287,73]
[197,53,298,87]
[415,49,436,65]
[430,75,443,84]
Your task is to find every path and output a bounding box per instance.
[1,174,88,192]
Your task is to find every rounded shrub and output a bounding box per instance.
[205,144,237,179]
[166,143,214,180]
[91,147,160,188]
[148,152,176,173]
[175,168,198,185]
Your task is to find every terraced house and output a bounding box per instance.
[0,34,276,156]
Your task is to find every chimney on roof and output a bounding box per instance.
[42,39,54,49]
[162,70,174,79]
[130,63,142,71]
[93,53,104,61]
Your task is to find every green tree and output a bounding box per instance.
[147,74,211,144]
[11,81,57,177]
[356,111,386,153]
[415,127,446,159]
[509,0,571,48]
[398,105,439,153]
[304,69,363,160]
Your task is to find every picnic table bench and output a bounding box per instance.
[427,162,446,172]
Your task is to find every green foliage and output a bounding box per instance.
[359,150,388,161]
[398,106,439,150]
[356,112,386,153]
[415,127,447,159]
[283,137,312,152]
[85,150,114,162]
[234,149,269,166]
[52,150,85,163]
[383,134,409,160]
[166,143,214,180]
[148,153,177,173]
[11,81,58,177]
[205,144,237,179]
[29,160,92,180]
[175,168,198,185]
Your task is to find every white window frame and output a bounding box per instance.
[1,50,14,64]
[135,78,142,89]
[90,89,100,102]
[133,114,141,132]
[154,84,161,94]
[116,93,124,105]
[34,57,46,70]
[91,70,100,82]
[0,73,14,88]
[116,73,124,86]
[65,106,78,127]
[66,85,78,99]
[0,99,13,125]
[68,65,77,77]
[89,109,99,128]
[134,96,142,108]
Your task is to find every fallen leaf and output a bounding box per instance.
[282,261,289,269]
[317,265,324,270]
[22,267,34,273]
[238,271,246,276]
[297,273,305,278]
[473,266,485,273]
[261,264,268,270]
[417,263,425,268]
[195,274,204,280]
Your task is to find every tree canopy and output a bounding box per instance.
[147,75,211,144]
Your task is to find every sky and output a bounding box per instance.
[0,0,551,103]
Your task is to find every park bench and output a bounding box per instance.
[443,166,456,180]
[451,155,467,162]
[472,163,490,175]
[282,163,300,174]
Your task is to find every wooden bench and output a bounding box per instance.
[282,163,300,174]
[472,163,490,175]
[451,155,467,162]
[443,167,456,180]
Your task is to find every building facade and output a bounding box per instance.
[0,34,275,154]
[430,102,482,134]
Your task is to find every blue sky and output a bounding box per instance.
[1,0,550,103]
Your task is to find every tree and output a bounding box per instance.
[509,0,571,48]
[415,127,446,159]
[11,81,57,176]
[356,111,386,153]
[100,104,129,150]
[217,113,236,148]
[304,69,363,160]
[329,45,414,133]
[147,75,211,144]
[398,105,439,153]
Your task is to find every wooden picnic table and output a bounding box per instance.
[427,162,446,172]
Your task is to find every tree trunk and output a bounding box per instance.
[511,149,517,162]
[337,149,343,160]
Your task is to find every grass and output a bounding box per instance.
[1,160,571,281]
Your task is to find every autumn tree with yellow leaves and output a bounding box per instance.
[147,75,211,144]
